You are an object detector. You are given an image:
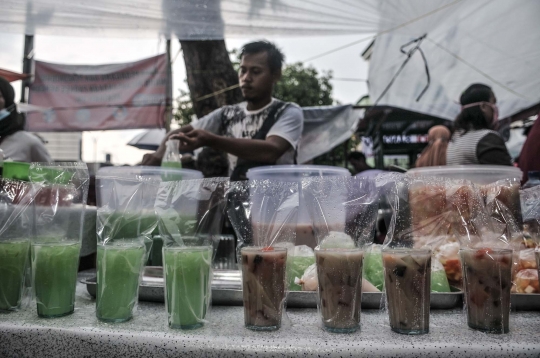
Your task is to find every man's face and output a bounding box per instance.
[239,51,279,102]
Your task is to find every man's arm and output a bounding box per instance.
[141,125,193,166]
[175,130,291,163]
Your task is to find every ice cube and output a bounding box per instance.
[319,232,355,249]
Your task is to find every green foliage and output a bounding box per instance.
[173,88,195,128]
[273,62,333,107]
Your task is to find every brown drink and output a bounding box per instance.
[315,248,363,333]
[383,248,431,335]
[460,248,512,334]
[241,247,287,331]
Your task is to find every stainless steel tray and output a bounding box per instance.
[511,293,540,311]
[81,267,462,309]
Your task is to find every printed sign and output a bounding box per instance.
[28,54,169,131]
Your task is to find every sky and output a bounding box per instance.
[0,32,372,165]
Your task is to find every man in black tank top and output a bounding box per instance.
[142,41,304,180]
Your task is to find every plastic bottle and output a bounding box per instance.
[161,139,182,170]
[523,171,540,189]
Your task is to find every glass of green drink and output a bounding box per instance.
[96,243,146,322]
[0,240,31,312]
[31,241,81,318]
[163,246,212,329]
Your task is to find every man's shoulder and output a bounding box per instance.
[7,131,41,143]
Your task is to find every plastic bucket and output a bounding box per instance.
[247,165,351,248]
[407,165,522,184]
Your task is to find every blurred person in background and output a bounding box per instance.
[447,83,511,166]
[142,41,303,180]
[348,151,383,177]
[0,77,52,162]
[517,111,540,184]
[415,125,451,167]
[196,147,229,178]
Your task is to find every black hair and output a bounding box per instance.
[348,151,366,162]
[0,76,24,139]
[454,83,493,133]
[240,41,284,74]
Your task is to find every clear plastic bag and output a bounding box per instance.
[380,173,515,334]
[0,179,36,312]
[227,179,299,331]
[29,162,89,318]
[155,177,230,329]
[302,176,379,333]
[95,169,161,323]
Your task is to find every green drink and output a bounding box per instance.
[287,256,315,291]
[161,162,182,182]
[0,241,30,311]
[96,244,145,322]
[32,242,81,318]
[163,246,212,329]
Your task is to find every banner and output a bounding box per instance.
[28,54,169,131]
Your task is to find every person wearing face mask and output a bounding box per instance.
[142,41,303,180]
[0,77,52,163]
[446,83,511,166]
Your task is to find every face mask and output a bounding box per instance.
[0,104,15,121]
[461,101,499,128]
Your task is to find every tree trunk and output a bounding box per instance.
[180,40,243,118]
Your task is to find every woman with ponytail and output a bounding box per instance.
[446,83,511,166]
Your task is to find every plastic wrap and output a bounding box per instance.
[155,178,229,329]
[381,173,516,334]
[515,186,540,294]
[227,180,299,331]
[0,179,36,312]
[302,176,378,333]
[29,162,89,318]
[95,170,161,323]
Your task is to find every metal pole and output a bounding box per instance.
[165,39,173,132]
[21,35,34,103]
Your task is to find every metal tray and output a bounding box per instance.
[511,293,540,311]
[81,267,462,309]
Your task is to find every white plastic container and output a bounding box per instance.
[247,165,351,248]
[407,165,522,184]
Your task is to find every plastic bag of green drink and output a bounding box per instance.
[363,244,384,291]
[0,179,37,311]
[28,162,90,318]
[155,177,230,329]
[95,168,164,322]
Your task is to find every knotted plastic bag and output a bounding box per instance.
[155,177,229,329]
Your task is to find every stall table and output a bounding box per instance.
[1,279,540,358]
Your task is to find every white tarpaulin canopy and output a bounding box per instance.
[2,0,539,123]
[2,0,381,39]
[368,0,540,121]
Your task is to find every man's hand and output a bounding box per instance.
[173,129,214,152]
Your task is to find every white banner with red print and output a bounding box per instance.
[28,54,169,131]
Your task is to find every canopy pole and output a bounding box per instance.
[20,35,34,103]
[164,39,172,132]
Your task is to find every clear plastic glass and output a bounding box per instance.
[96,243,146,322]
[315,247,363,333]
[241,247,287,331]
[382,248,431,335]
[460,248,512,334]
[163,245,212,329]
